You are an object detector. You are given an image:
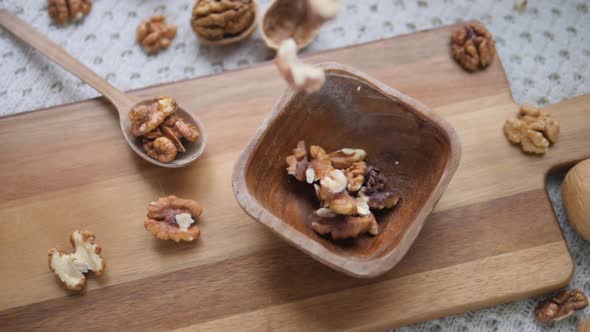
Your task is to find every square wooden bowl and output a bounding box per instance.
[232,63,461,278]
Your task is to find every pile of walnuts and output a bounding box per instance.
[504,103,560,154]
[286,140,401,240]
[128,96,200,163]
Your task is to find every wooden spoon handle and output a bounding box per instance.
[0,10,136,113]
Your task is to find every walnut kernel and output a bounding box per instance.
[286,140,313,183]
[535,289,589,323]
[191,0,256,42]
[504,103,559,154]
[275,39,326,93]
[145,196,203,242]
[311,213,378,240]
[137,15,177,54]
[344,161,367,192]
[48,0,92,26]
[129,97,178,136]
[48,230,105,291]
[309,145,334,182]
[329,148,367,169]
[451,22,496,72]
[143,137,178,163]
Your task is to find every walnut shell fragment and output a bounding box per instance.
[261,0,342,50]
[145,196,203,242]
[48,230,105,291]
[451,22,496,72]
[48,0,92,26]
[535,289,589,324]
[191,0,258,45]
[137,15,177,54]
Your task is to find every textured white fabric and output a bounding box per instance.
[1,0,589,331]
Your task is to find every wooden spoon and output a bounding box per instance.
[0,10,206,168]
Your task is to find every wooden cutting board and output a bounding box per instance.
[1,23,588,331]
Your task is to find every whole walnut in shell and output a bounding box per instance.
[451,22,496,72]
[191,0,258,45]
[48,0,92,26]
[562,159,590,240]
[145,196,203,242]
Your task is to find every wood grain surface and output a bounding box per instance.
[1,23,588,331]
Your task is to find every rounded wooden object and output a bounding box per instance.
[578,317,590,332]
[563,159,590,240]
[232,63,461,278]
[260,0,327,50]
[193,0,258,46]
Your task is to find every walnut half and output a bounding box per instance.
[48,0,92,26]
[137,15,177,54]
[145,196,203,242]
[504,103,560,155]
[451,22,496,72]
[535,289,589,323]
[275,39,326,93]
[48,230,105,291]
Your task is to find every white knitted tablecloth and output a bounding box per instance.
[1,0,589,331]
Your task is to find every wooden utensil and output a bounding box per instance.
[233,63,461,278]
[0,10,206,168]
[0,22,587,331]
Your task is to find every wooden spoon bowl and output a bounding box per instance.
[233,63,461,278]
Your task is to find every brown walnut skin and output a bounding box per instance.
[451,22,496,72]
[143,137,178,163]
[503,103,559,155]
[137,15,177,54]
[311,213,378,240]
[145,196,203,242]
[535,289,589,323]
[191,0,256,41]
[48,0,92,26]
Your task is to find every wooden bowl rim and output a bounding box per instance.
[195,0,258,46]
[232,62,462,278]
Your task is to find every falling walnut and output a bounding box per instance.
[450,22,496,72]
[191,0,257,44]
[48,0,92,26]
[535,289,589,323]
[137,15,177,54]
[129,97,200,163]
[504,103,560,154]
[286,140,401,240]
[145,196,203,242]
[48,230,105,291]
[275,39,326,93]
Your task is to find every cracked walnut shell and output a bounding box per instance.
[48,0,92,26]
[145,196,203,242]
[504,103,559,154]
[451,22,496,72]
[191,0,258,45]
[137,15,177,54]
[535,289,589,323]
[48,230,105,291]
